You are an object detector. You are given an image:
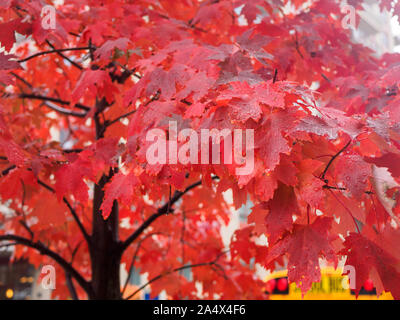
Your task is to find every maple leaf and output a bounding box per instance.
[101,171,141,219]
[0,52,21,70]
[0,0,11,9]
[0,19,31,51]
[263,184,299,244]
[365,153,400,178]
[340,232,400,299]
[247,204,268,236]
[275,154,298,186]
[0,70,14,85]
[176,71,215,102]
[297,159,326,208]
[146,65,188,100]
[335,155,371,199]
[0,138,27,166]
[0,168,37,200]
[254,82,285,109]
[379,0,393,12]
[256,110,293,171]
[266,217,337,294]
[183,102,205,118]
[215,51,264,85]
[230,226,256,263]
[254,172,278,201]
[71,69,117,104]
[241,2,261,24]
[95,38,131,61]
[33,196,67,226]
[236,28,274,63]
[230,226,268,264]
[55,157,93,204]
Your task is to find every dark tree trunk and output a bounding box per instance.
[89,173,122,300]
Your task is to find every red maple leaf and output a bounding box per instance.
[340,231,400,299]
[0,52,21,70]
[266,217,337,294]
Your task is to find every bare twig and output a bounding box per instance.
[18,46,93,63]
[65,271,79,300]
[19,93,90,111]
[320,140,351,180]
[46,40,84,70]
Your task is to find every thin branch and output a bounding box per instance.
[46,40,83,70]
[0,242,19,249]
[18,46,93,63]
[63,148,84,154]
[323,184,374,195]
[273,69,278,83]
[114,62,142,79]
[88,39,95,61]
[1,165,16,176]
[70,242,82,264]
[40,101,87,118]
[0,234,93,297]
[63,198,92,244]
[65,271,79,300]
[10,72,33,88]
[294,32,304,59]
[106,109,136,127]
[121,232,163,296]
[106,91,160,128]
[320,140,351,180]
[18,220,34,240]
[19,93,90,111]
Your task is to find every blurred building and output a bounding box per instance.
[354,0,400,55]
[0,251,35,300]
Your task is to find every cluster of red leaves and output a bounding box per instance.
[0,0,400,299]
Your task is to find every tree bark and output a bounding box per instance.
[89,173,122,300]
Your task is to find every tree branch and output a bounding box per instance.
[320,140,351,180]
[19,93,90,111]
[1,165,16,176]
[105,91,160,130]
[0,234,93,297]
[119,176,219,253]
[65,271,79,300]
[39,101,87,118]
[18,46,93,63]
[106,109,137,127]
[323,185,373,195]
[46,40,83,70]
[121,232,164,296]
[0,163,91,244]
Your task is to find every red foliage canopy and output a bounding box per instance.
[0,0,400,300]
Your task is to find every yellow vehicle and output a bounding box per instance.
[264,267,393,300]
